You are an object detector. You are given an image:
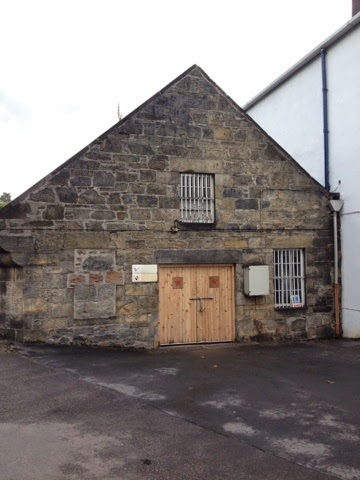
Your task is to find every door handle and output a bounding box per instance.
[189,297,213,312]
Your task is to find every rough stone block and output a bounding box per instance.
[91,210,115,220]
[137,195,158,208]
[43,205,64,220]
[116,299,139,315]
[119,120,143,135]
[64,233,112,249]
[116,172,138,183]
[235,199,259,210]
[111,234,126,249]
[147,184,166,195]
[0,203,31,219]
[93,171,115,187]
[23,298,47,315]
[214,127,232,141]
[73,208,91,220]
[158,197,178,209]
[223,238,248,248]
[89,273,103,283]
[125,283,152,296]
[56,186,78,203]
[209,112,225,125]
[105,271,124,284]
[223,188,245,198]
[75,299,115,319]
[128,142,154,155]
[96,284,116,300]
[78,190,105,205]
[265,234,314,249]
[148,156,169,171]
[140,170,156,182]
[49,170,70,185]
[68,274,86,286]
[70,176,91,187]
[286,317,306,332]
[30,188,56,203]
[75,249,115,272]
[130,209,151,220]
[74,284,96,300]
[21,330,47,343]
[49,302,74,318]
[248,237,265,248]
[41,318,68,329]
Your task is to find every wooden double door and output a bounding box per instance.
[159,265,235,345]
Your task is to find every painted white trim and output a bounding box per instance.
[243,12,360,110]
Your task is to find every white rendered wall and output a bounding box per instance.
[327,27,360,213]
[341,214,360,337]
[247,25,360,337]
[248,58,324,185]
[327,27,360,337]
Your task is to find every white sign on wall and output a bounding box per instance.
[132,273,158,283]
[132,265,158,282]
[132,265,158,274]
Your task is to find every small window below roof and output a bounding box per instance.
[180,173,215,224]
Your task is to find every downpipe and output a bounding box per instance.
[330,200,343,336]
[321,49,330,192]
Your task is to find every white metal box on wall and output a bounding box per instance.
[244,266,270,296]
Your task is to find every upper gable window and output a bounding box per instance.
[180,173,215,224]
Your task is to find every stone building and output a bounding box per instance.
[0,65,337,348]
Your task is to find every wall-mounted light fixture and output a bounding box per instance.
[170,219,179,234]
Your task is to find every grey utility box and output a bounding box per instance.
[244,265,270,296]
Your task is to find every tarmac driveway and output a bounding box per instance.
[1,340,359,480]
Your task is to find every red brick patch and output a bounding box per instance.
[68,274,86,286]
[89,273,103,284]
[105,271,124,284]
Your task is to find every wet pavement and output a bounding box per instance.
[1,340,359,479]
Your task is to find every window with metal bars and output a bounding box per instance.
[180,173,215,223]
[274,249,305,308]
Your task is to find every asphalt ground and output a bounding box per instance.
[0,340,359,480]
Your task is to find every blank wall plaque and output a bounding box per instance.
[132,273,158,283]
[132,265,158,274]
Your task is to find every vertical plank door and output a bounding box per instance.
[195,265,235,343]
[158,265,234,345]
[158,265,197,344]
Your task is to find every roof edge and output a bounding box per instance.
[243,11,360,110]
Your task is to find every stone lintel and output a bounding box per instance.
[154,249,242,264]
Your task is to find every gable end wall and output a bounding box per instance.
[0,66,335,347]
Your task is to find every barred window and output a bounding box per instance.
[180,173,215,223]
[274,249,305,308]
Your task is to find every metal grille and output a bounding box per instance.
[180,174,215,223]
[274,249,305,308]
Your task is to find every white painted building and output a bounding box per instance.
[244,5,360,338]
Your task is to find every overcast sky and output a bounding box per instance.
[1,0,351,199]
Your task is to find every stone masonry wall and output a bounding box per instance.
[0,66,335,347]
